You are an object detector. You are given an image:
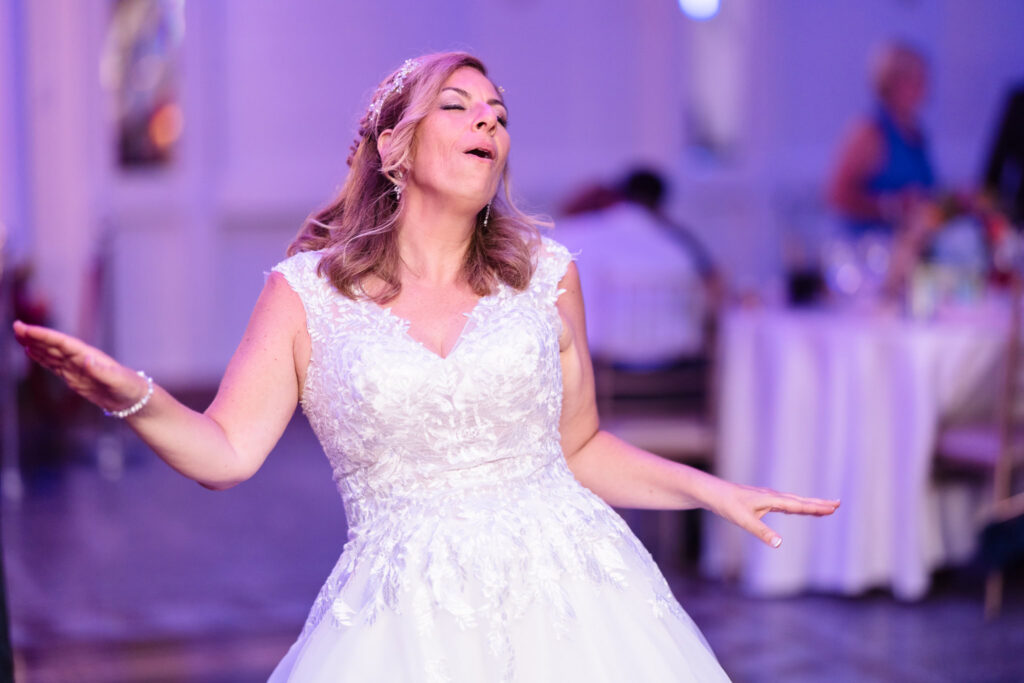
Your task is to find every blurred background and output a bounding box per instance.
[2,0,1024,681]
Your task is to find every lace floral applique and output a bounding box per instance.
[270,237,686,680]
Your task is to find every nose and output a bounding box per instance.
[473,104,498,134]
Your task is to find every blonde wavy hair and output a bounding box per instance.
[288,52,545,303]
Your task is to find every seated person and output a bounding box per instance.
[555,169,719,368]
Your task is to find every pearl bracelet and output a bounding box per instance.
[104,370,154,419]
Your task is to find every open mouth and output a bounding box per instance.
[465,148,494,160]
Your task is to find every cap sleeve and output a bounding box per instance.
[532,236,575,306]
[271,250,316,292]
[269,250,327,329]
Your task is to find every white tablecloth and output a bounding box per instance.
[703,305,1008,599]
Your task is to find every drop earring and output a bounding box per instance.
[392,172,404,201]
[483,202,491,228]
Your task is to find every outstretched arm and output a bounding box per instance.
[827,118,887,222]
[556,263,838,548]
[13,272,308,490]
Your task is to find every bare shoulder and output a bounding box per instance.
[555,261,583,352]
[556,259,582,300]
[261,271,307,326]
[830,118,885,192]
[210,270,310,415]
[241,272,309,370]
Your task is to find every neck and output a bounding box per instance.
[396,189,479,285]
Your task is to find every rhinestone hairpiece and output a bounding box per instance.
[368,58,420,125]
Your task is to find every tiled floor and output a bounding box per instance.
[4,414,1022,682]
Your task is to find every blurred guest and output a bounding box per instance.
[621,170,720,292]
[982,84,1024,225]
[558,181,622,217]
[827,41,942,295]
[828,41,936,237]
[556,168,720,367]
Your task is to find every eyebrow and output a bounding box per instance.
[441,87,508,112]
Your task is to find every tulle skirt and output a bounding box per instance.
[269,539,730,682]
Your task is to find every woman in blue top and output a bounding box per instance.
[828,41,936,237]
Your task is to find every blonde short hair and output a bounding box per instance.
[870,41,928,100]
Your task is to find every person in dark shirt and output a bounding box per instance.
[983,85,1024,225]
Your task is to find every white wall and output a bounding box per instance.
[13,0,105,337]
[0,0,28,264]
[215,0,688,214]
[10,0,1024,385]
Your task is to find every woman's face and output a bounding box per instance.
[405,66,510,212]
[886,60,928,121]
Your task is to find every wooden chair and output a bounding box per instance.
[935,275,1024,618]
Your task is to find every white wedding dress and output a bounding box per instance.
[267,237,730,682]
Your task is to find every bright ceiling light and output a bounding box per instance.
[678,0,720,21]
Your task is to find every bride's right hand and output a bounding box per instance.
[12,320,152,416]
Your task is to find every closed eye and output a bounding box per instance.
[442,103,507,128]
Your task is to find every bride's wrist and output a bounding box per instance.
[689,471,731,515]
[104,370,154,418]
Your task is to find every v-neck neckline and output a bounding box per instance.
[366,291,498,361]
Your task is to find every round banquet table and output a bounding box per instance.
[702,303,1009,599]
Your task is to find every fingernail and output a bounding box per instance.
[771,536,782,548]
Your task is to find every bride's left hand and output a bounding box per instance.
[708,481,840,548]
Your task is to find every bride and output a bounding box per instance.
[14,52,838,681]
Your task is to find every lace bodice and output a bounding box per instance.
[271,237,684,680]
[274,237,570,525]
